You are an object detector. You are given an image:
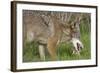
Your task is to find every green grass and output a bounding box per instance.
[23,33,91,62]
[23,42,41,62]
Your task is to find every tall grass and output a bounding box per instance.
[23,33,91,62]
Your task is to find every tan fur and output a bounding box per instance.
[47,16,71,60]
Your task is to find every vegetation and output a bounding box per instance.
[23,34,91,62]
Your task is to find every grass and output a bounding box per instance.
[23,42,41,62]
[23,32,91,62]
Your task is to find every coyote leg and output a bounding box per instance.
[47,37,58,60]
[39,45,45,61]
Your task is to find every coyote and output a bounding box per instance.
[23,10,84,61]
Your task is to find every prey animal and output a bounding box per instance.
[71,38,84,55]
